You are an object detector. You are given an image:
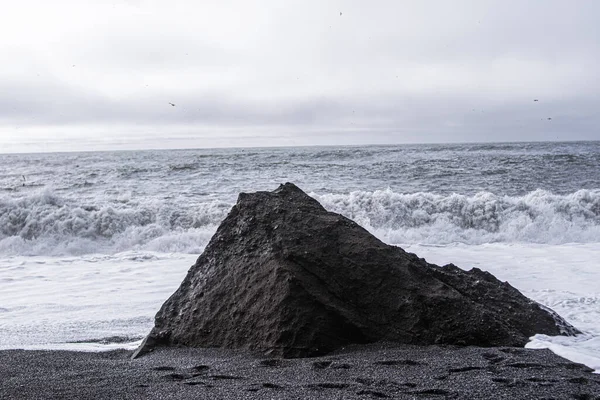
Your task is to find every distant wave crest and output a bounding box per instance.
[1,188,599,256]
[314,188,600,245]
[0,189,229,256]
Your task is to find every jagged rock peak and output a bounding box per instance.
[133,183,579,358]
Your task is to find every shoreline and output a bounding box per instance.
[2,343,599,399]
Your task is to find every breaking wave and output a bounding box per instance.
[1,188,599,256]
[314,188,600,246]
[0,190,229,256]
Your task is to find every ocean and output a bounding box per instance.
[1,141,599,372]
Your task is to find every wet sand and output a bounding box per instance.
[1,343,599,399]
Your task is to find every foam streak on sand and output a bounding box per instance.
[0,252,195,350]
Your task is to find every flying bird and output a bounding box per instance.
[533,99,539,102]
[168,102,176,107]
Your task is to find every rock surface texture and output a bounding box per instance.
[135,183,579,358]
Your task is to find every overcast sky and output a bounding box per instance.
[1,0,598,153]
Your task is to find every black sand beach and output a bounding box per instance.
[2,343,599,399]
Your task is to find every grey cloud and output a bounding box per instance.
[3,76,596,145]
[1,0,599,152]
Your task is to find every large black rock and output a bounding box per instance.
[134,183,579,358]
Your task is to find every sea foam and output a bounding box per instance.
[1,188,599,256]
[315,188,600,246]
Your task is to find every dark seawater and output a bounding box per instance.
[1,141,600,372]
[0,141,599,254]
